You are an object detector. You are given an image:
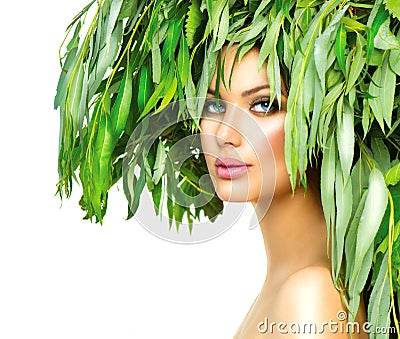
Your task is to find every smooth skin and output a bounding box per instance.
[200,46,368,338]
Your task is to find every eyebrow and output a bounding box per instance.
[207,84,270,98]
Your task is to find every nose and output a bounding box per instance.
[215,109,242,147]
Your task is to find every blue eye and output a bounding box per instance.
[250,99,277,115]
[203,99,226,115]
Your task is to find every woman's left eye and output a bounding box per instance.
[250,99,277,115]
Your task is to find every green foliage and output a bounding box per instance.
[384,0,400,21]
[56,0,400,335]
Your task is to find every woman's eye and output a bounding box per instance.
[250,100,277,115]
[203,100,226,115]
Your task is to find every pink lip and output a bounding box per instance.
[215,157,250,179]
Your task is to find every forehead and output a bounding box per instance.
[209,46,269,94]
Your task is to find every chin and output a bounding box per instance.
[213,183,260,202]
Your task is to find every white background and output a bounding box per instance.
[0,2,266,338]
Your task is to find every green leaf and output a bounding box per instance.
[88,21,123,97]
[196,45,218,117]
[369,54,396,131]
[166,195,174,230]
[78,62,89,140]
[214,3,229,52]
[139,76,169,120]
[340,17,367,32]
[303,50,317,114]
[66,1,95,32]
[138,65,152,112]
[318,81,342,143]
[104,0,123,44]
[337,98,354,179]
[350,156,370,212]
[151,43,162,84]
[185,0,204,48]
[282,30,293,70]
[384,0,400,21]
[111,64,133,137]
[345,189,368,284]
[69,57,85,134]
[374,17,400,50]
[151,180,163,216]
[361,99,372,138]
[314,5,348,91]
[258,10,283,70]
[153,139,167,185]
[273,51,282,108]
[385,162,400,186]
[240,13,269,44]
[367,251,391,337]
[145,157,155,191]
[89,21,122,98]
[335,23,347,76]
[374,182,400,249]
[371,138,391,174]
[159,76,178,110]
[177,35,190,87]
[208,0,228,42]
[352,169,388,285]
[321,134,337,246]
[174,204,185,232]
[348,243,373,323]
[118,0,137,20]
[55,47,78,109]
[369,47,385,66]
[308,71,323,160]
[371,4,389,37]
[184,72,197,120]
[346,33,366,95]
[334,161,353,281]
[367,4,389,62]
[92,111,116,220]
[131,165,147,216]
[90,5,104,71]
[164,18,184,63]
[389,48,400,75]
[254,0,273,17]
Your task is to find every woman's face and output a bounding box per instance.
[200,46,291,207]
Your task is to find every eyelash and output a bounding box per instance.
[249,97,278,116]
[202,97,279,117]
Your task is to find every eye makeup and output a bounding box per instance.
[249,97,279,116]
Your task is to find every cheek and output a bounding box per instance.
[259,113,285,155]
[267,119,285,163]
[200,121,215,170]
[259,114,289,182]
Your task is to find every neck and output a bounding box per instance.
[253,184,331,287]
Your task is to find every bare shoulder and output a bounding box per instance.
[267,266,358,338]
[279,266,342,303]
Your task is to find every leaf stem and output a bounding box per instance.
[177,171,215,197]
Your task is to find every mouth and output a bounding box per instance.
[215,157,251,179]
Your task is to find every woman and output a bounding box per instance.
[56,1,400,337]
[200,44,368,338]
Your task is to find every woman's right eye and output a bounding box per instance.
[203,99,226,115]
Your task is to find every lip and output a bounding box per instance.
[215,157,250,179]
[215,157,248,167]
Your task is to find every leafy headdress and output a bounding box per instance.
[55,0,400,335]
